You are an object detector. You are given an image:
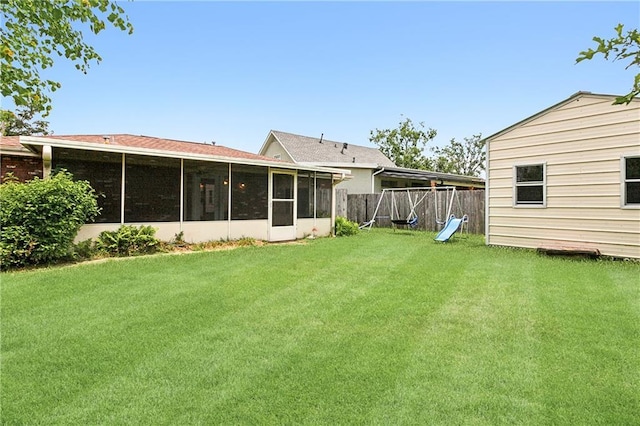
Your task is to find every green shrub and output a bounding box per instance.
[72,239,98,261]
[335,216,360,237]
[95,225,159,256]
[0,171,99,269]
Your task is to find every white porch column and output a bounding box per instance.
[42,145,52,179]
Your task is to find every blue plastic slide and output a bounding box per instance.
[434,216,463,242]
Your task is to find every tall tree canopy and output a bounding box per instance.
[1,107,50,136]
[369,117,437,170]
[576,24,640,105]
[431,134,486,177]
[1,0,134,115]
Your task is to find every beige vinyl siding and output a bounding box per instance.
[488,235,639,260]
[496,109,638,141]
[487,94,640,258]
[262,139,294,162]
[490,215,638,234]
[335,168,374,194]
[489,131,639,162]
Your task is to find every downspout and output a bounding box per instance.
[372,167,385,193]
[309,172,318,229]
[121,153,126,224]
[179,158,184,232]
[331,177,336,237]
[42,145,52,179]
[227,163,232,241]
[313,172,317,229]
[484,139,490,246]
[267,166,272,242]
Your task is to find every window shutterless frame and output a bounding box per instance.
[621,155,640,208]
[513,163,546,207]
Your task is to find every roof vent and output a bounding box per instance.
[319,133,323,144]
[352,157,356,163]
[341,142,348,154]
[102,135,110,144]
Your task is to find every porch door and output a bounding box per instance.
[270,170,296,241]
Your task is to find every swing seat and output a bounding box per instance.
[391,216,419,228]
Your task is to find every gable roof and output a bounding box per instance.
[259,130,484,187]
[265,130,396,167]
[483,91,639,142]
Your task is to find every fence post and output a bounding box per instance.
[335,189,348,218]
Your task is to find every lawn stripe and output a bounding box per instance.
[2,230,638,424]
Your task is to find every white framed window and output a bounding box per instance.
[622,156,640,207]
[514,163,546,207]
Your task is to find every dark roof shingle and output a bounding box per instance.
[271,130,395,166]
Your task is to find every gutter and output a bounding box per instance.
[485,137,490,246]
[372,167,385,193]
[334,172,349,185]
[19,136,350,176]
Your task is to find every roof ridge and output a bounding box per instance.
[272,129,382,151]
[483,91,639,142]
[270,129,395,166]
[272,130,344,145]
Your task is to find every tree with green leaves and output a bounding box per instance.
[0,170,99,269]
[430,134,486,177]
[369,117,437,170]
[1,0,134,115]
[1,107,50,136]
[576,24,640,105]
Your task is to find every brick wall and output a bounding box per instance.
[1,155,43,182]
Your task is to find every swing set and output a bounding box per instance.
[359,186,468,239]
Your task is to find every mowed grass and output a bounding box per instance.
[2,230,639,424]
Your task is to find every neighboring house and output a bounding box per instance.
[485,91,640,259]
[259,130,484,194]
[0,134,350,243]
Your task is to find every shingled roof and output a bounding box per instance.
[269,130,395,167]
[1,134,275,162]
[55,134,272,161]
[0,135,32,154]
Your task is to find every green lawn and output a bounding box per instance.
[2,230,639,424]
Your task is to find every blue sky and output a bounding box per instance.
[12,1,640,153]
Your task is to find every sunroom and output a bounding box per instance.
[19,135,350,243]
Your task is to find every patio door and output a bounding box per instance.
[270,170,296,241]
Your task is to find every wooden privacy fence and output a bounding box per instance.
[337,189,485,234]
